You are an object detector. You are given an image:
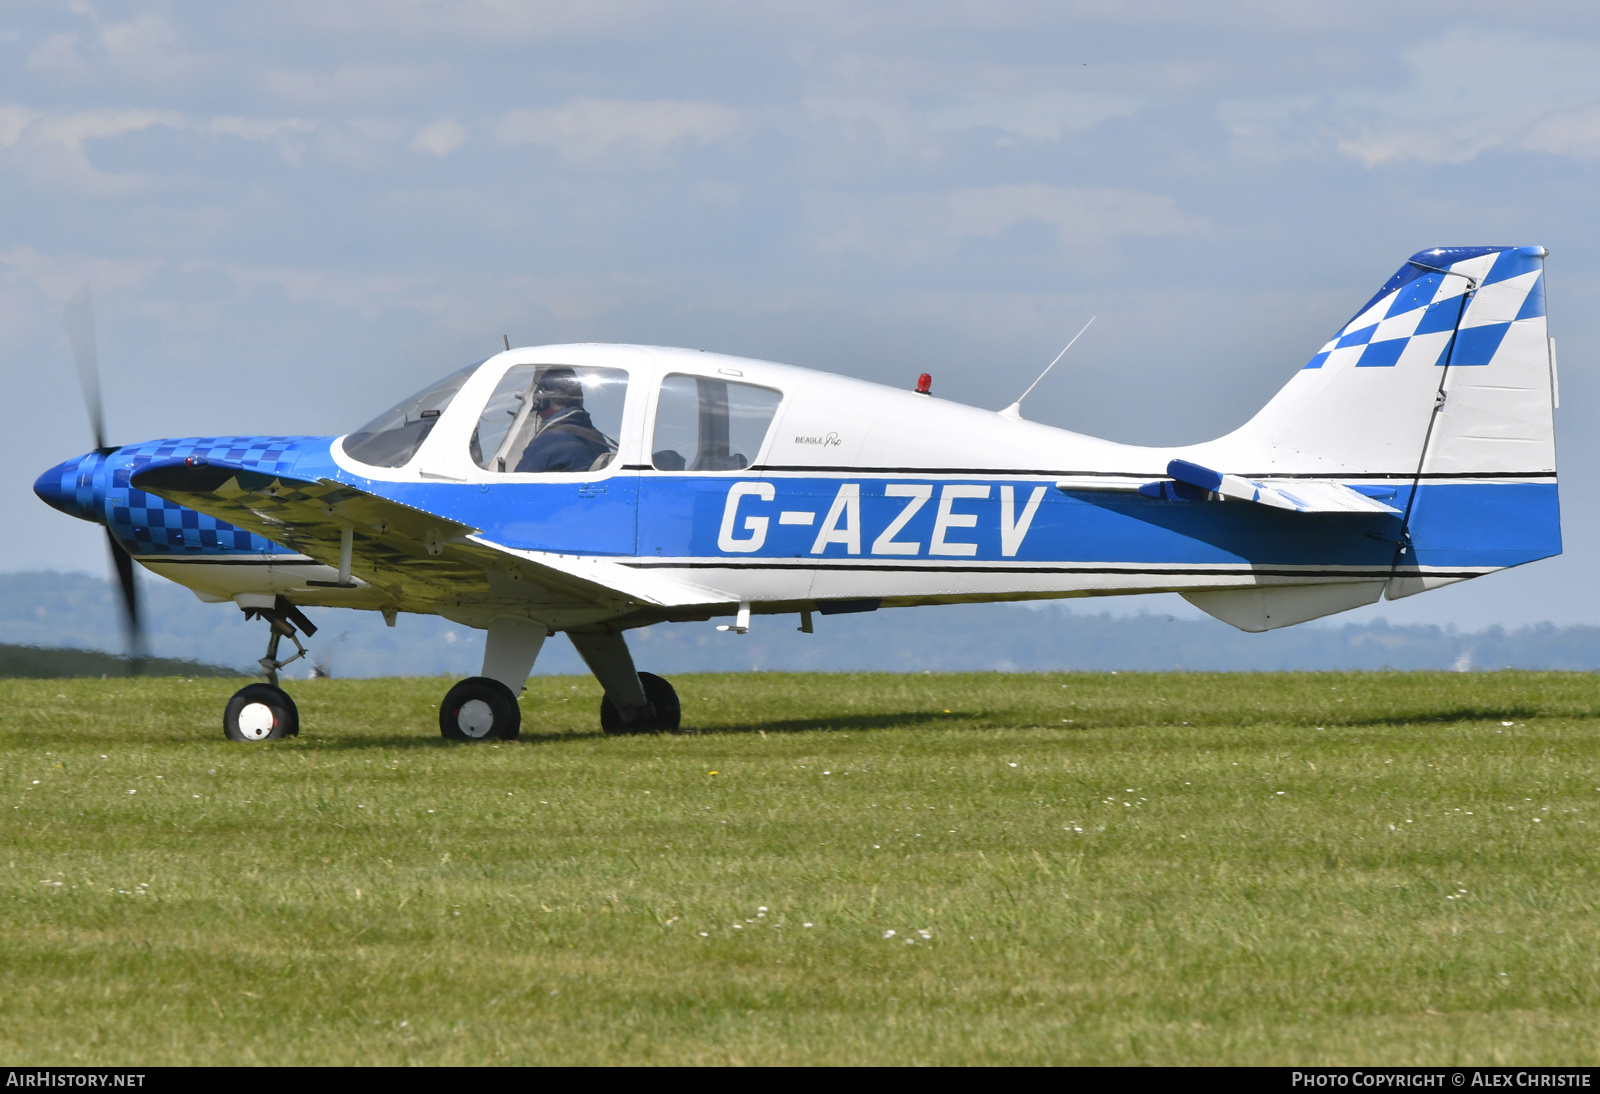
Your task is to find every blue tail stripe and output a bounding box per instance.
[1336,324,1379,349]
[1413,299,1464,336]
[1451,323,1512,366]
[1483,248,1543,287]
[1516,277,1547,320]
[1356,339,1407,368]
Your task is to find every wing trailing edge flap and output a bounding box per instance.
[130,459,731,613]
[1056,459,1401,516]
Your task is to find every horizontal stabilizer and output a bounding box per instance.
[1055,462,1399,515]
[1164,459,1400,514]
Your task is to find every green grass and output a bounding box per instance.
[3,671,1599,1065]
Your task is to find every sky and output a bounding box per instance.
[3,0,1599,631]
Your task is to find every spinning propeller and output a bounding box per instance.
[64,286,144,672]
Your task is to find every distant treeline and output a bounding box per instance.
[0,644,239,679]
[3,570,1600,676]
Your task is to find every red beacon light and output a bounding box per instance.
[915,373,932,396]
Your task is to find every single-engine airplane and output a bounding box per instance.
[35,245,1561,743]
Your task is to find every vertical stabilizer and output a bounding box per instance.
[1216,246,1555,479]
[1188,245,1560,619]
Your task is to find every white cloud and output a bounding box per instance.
[1214,94,1323,163]
[494,98,742,163]
[950,184,1206,242]
[0,106,332,192]
[798,86,1139,175]
[811,184,1205,262]
[0,107,185,195]
[800,96,933,164]
[262,63,444,106]
[410,119,468,157]
[171,256,567,333]
[1220,28,1600,166]
[347,118,409,144]
[207,117,319,143]
[272,0,668,43]
[25,11,206,85]
[207,117,320,166]
[0,106,40,147]
[928,91,1139,141]
[0,246,165,303]
[1517,103,1600,160]
[26,32,86,78]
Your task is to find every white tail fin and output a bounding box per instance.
[1182,246,1560,626]
[1211,246,1555,478]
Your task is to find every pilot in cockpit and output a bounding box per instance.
[514,368,616,473]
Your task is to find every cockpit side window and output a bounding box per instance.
[471,365,628,473]
[342,362,480,469]
[651,374,782,472]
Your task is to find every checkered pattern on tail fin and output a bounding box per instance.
[1218,246,1554,478]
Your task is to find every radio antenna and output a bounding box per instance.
[999,316,1095,420]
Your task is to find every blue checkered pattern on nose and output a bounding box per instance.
[1304,247,1543,370]
[107,435,322,556]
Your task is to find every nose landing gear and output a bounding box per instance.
[222,596,316,743]
[243,596,318,687]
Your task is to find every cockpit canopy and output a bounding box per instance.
[340,359,630,473]
[340,352,785,474]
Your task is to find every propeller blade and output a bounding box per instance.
[64,285,108,453]
[105,527,145,675]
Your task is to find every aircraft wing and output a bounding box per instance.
[130,459,732,614]
[1056,459,1401,516]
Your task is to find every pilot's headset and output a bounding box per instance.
[530,367,584,417]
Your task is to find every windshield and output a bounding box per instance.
[341,362,481,468]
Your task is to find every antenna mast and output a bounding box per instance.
[999,316,1095,420]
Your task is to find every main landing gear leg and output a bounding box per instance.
[440,616,546,742]
[223,596,315,742]
[568,630,680,735]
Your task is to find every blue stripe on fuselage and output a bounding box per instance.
[639,476,1407,567]
[123,431,1559,576]
[345,473,1559,572]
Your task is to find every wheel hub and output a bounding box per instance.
[456,699,495,738]
[236,702,276,741]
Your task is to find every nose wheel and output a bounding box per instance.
[224,682,299,741]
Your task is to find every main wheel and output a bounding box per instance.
[600,672,681,735]
[224,683,299,742]
[440,677,521,741]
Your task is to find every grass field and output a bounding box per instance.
[3,670,1598,1065]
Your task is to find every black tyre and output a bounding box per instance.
[600,672,681,735]
[224,683,299,742]
[440,677,521,741]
